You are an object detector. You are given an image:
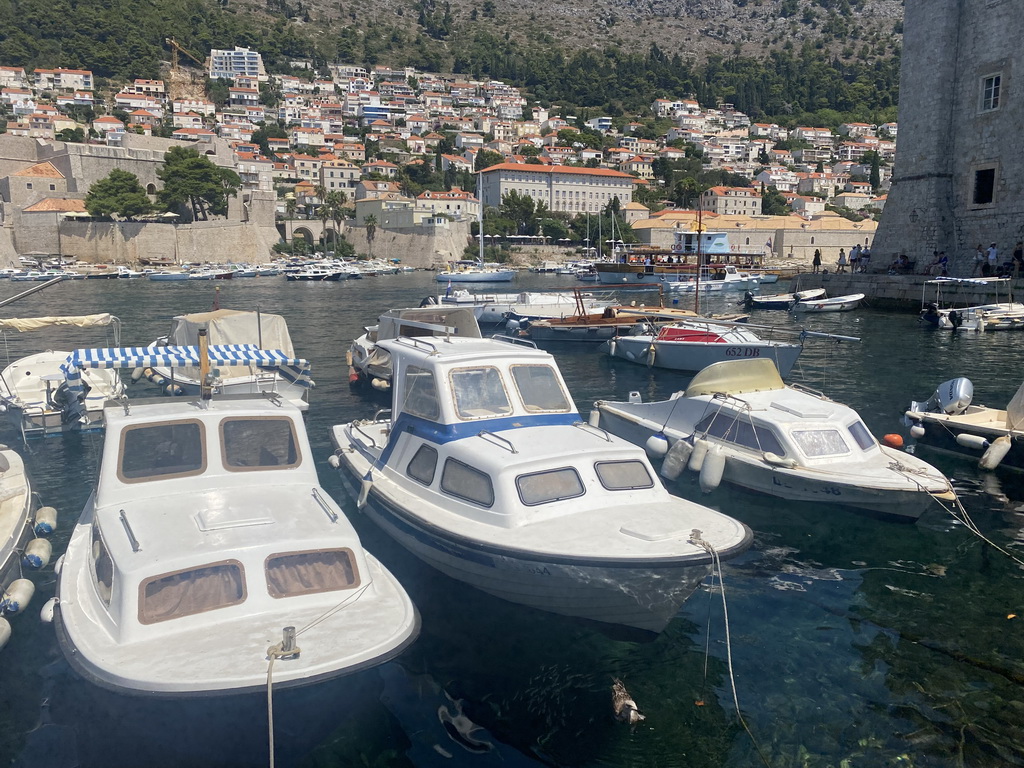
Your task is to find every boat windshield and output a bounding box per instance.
[92,525,113,607]
[401,365,441,421]
[791,429,850,457]
[118,420,206,482]
[220,417,300,470]
[450,366,512,420]
[509,364,572,413]
[847,421,875,450]
[695,413,785,456]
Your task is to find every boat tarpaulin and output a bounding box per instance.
[0,314,116,332]
[1007,380,1024,432]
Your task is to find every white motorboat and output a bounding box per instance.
[743,288,826,310]
[436,261,516,283]
[791,293,865,313]
[147,271,190,282]
[605,317,804,377]
[919,278,1024,331]
[0,314,127,439]
[904,376,1024,471]
[329,334,752,633]
[665,265,757,293]
[52,347,418,696]
[594,358,956,520]
[439,289,615,326]
[348,306,482,390]
[144,309,312,410]
[286,266,346,281]
[0,445,57,652]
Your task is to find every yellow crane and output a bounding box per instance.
[164,38,206,100]
[165,37,205,70]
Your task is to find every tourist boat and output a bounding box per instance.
[436,261,516,283]
[51,345,418,695]
[664,265,758,293]
[286,266,346,281]
[791,293,865,313]
[595,231,765,285]
[348,306,483,390]
[919,278,1024,331]
[604,317,805,376]
[0,445,57,652]
[593,358,956,520]
[329,334,751,632]
[144,309,312,410]
[147,271,190,282]
[0,314,127,439]
[904,376,1024,471]
[743,288,826,310]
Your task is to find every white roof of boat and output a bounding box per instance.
[377,335,551,365]
[685,358,785,397]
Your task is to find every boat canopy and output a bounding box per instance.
[684,358,785,398]
[169,309,294,355]
[0,313,118,332]
[1007,380,1024,432]
[377,306,482,341]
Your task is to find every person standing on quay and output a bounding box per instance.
[987,242,999,276]
[1013,241,1023,279]
[973,244,986,276]
[812,248,822,274]
[837,248,847,273]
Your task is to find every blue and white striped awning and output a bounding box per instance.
[60,345,313,408]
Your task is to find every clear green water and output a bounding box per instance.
[1,273,1023,768]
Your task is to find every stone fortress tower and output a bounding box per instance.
[873,0,1023,271]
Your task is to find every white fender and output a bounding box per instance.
[645,433,669,458]
[2,579,35,615]
[699,445,725,493]
[587,409,600,428]
[0,616,9,651]
[357,472,373,509]
[39,597,57,624]
[130,367,145,382]
[371,377,390,391]
[646,345,656,367]
[955,433,989,451]
[22,538,51,570]
[327,453,341,468]
[33,507,57,536]
[688,438,709,473]
[910,424,926,439]
[505,319,521,332]
[661,439,693,480]
[977,316,986,333]
[980,435,1011,470]
[607,338,617,358]
[164,383,184,396]
[763,451,797,468]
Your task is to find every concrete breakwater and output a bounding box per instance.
[789,273,1024,312]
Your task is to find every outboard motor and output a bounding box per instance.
[912,377,974,415]
[741,290,754,309]
[920,302,940,326]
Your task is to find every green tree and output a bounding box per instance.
[56,127,85,143]
[84,168,154,218]
[760,185,790,216]
[157,146,241,221]
[363,213,377,257]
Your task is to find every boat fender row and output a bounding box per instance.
[980,435,1012,471]
[660,438,693,481]
[33,506,57,536]
[1,579,34,615]
[21,538,51,569]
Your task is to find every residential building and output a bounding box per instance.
[209,47,267,82]
[700,186,761,215]
[478,163,635,213]
[416,187,479,220]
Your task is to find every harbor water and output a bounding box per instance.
[1,272,1023,768]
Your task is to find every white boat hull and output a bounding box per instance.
[436,270,516,283]
[792,293,865,312]
[609,335,803,377]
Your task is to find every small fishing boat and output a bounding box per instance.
[51,345,418,695]
[144,309,312,410]
[147,271,190,282]
[904,377,1024,471]
[286,266,346,281]
[604,317,805,376]
[791,293,865,313]
[0,314,127,439]
[0,445,57,652]
[919,278,1024,331]
[521,305,715,343]
[594,358,956,520]
[438,289,615,326]
[436,261,516,283]
[329,334,752,633]
[743,288,826,310]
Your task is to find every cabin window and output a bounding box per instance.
[450,366,512,420]
[595,460,655,491]
[440,458,494,507]
[516,467,585,505]
[791,429,850,457]
[401,365,441,421]
[265,549,359,598]
[510,364,572,412]
[118,419,206,482]
[847,421,875,451]
[221,417,300,470]
[407,444,438,486]
[695,414,785,455]
[92,525,114,607]
[139,560,246,624]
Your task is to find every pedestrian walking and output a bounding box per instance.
[812,248,822,274]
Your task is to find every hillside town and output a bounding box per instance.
[0,47,896,266]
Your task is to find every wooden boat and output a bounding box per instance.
[791,293,865,313]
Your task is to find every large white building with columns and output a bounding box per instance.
[478,163,636,214]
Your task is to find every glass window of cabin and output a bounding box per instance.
[139,560,246,624]
[450,366,512,420]
[847,421,875,451]
[118,420,205,482]
[407,444,438,486]
[695,413,786,455]
[221,417,300,470]
[595,460,655,491]
[440,458,494,507]
[265,549,359,598]
[401,365,440,421]
[510,364,572,413]
[791,429,850,457]
[92,525,114,607]
[517,467,585,505]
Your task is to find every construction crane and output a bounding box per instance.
[164,38,207,101]
[165,38,205,71]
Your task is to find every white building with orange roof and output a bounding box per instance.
[416,187,479,220]
[361,159,398,178]
[92,115,125,136]
[700,185,761,215]
[478,162,636,213]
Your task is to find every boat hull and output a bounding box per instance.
[436,271,516,283]
[908,414,1024,471]
[792,294,865,313]
[609,335,803,377]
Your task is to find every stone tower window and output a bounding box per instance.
[980,74,1002,112]
[972,167,997,206]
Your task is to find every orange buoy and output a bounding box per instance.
[882,433,904,448]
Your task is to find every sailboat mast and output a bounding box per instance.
[477,171,484,263]
[694,205,703,316]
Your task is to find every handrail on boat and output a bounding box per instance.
[476,430,518,454]
[311,487,339,523]
[489,334,538,349]
[119,509,141,552]
[573,420,612,442]
[372,408,392,422]
[351,421,381,449]
[392,336,441,355]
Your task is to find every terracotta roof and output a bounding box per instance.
[480,163,634,179]
[13,161,64,179]
[23,198,85,213]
